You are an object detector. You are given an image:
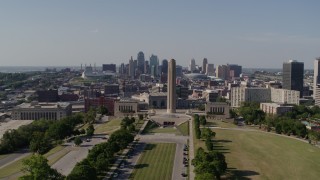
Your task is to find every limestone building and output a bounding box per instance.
[260,103,294,115]
[12,102,72,120]
[205,102,230,119]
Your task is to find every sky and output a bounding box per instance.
[0,0,319,69]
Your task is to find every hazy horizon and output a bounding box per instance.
[1,0,319,69]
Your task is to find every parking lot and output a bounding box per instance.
[0,119,33,138]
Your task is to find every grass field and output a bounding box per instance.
[131,143,176,180]
[149,127,180,134]
[95,118,122,134]
[177,121,189,136]
[212,129,320,179]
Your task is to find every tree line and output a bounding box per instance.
[0,114,84,154]
[193,114,227,179]
[67,128,134,179]
[236,102,310,138]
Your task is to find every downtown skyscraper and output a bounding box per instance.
[282,60,304,97]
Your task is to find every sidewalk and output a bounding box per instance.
[189,119,195,180]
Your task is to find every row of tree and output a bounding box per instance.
[67,129,134,179]
[194,114,207,139]
[265,116,307,137]
[20,128,135,180]
[192,148,227,180]
[193,114,227,179]
[237,102,310,137]
[0,114,84,154]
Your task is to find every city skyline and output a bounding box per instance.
[0,1,320,68]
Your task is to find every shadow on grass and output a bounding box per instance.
[144,144,157,151]
[213,139,232,143]
[134,163,149,169]
[227,168,260,179]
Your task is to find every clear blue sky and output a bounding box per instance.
[0,0,319,68]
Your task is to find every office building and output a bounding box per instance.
[282,60,304,97]
[228,64,242,78]
[12,102,72,120]
[202,58,208,74]
[314,58,320,106]
[129,57,134,78]
[216,65,229,80]
[161,59,168,75]
[149,54,159,77]
[102,64,116,73]
[206,64,215,76]
[137,51,145,73]
[189,59,196,73]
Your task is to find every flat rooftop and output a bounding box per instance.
[16,102,70,109]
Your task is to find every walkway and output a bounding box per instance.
[189,119,195,180]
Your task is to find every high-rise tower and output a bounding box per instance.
[167,59,176,113]
[150,54,159,77]
[129,56,134,79]
[137,51,145,73]
[202,58,208,74]
[283,60,304,97]
[189,59,196,73]
[314,58,320,106]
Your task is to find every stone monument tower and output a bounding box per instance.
[167,59,176,113]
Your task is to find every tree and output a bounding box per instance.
[128,124,136,132]
[275,123,282,134]
[84,108,96,124]
[200,115,207,126]
[201,128,215,140]
[29,132,51,154]
[86,124,95,136]
[97,106,108,115]
[229,109,237,118]
[20,154,64,180]
[109,129,134,150]
[67,159,97,180]
[138,114,144,120]
[192,148,227,180]
[74,137,83,146]
[195,128,201,139]
[205,138,213,151]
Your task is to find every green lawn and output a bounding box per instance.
[206,119,237,128]
[131,143,176,180]
[149,127,180,134]
[95,118,122,134]
[213,129,320,180]
[177,121,189,136]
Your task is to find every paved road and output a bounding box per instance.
[112,142,147,180]
[0,149,30,169]
[51,134,108,176]
[0,120,33,139]
[189,119,195,180]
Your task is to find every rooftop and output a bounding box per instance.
[16,102,70,109]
